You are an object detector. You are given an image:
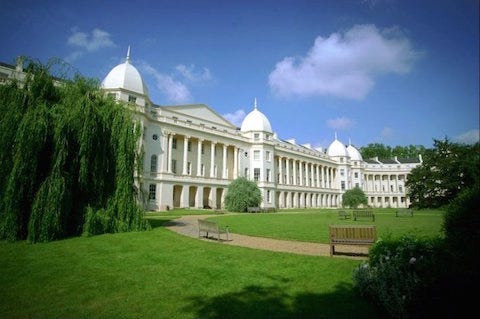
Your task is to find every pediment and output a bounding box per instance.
[165,104,236,128]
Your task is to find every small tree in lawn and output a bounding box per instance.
[225,177,261,212]
[342,186,368,209]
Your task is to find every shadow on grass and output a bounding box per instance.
[144,217,174,229]
[184,282,383,319]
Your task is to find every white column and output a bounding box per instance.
[222,144,227,179]
[299,162,303,186]
[293,160,297,186]
[167,133,174,173]
[286,158,290,185]
[182,136,189,175]
[197,139,203,177]
[233,147,238,179]
[278,156,283,184]
[305,163,309,187]
[316,164,320,188]
[161,130,168,173]
[210,142,216,178]
[321,166,325,188]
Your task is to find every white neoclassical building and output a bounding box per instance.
[0,53,422,210]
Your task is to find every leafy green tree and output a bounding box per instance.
[0,58,149,242]
[225,177,261,212]
[360,143,425,159]
[406,138,480,208]
[342,186,368,209]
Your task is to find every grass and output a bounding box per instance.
[207,208,445,243]
[0,218,384,319]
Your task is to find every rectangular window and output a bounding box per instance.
[172,160,177,174]
[253,150,260,160]
[244,168,249,178]
[341,181,345,190]
[265,151,271,161]
[254,168,260,181]
[128,95,136,103]
[201,144,204,154]
[201,164,205,176]
[267,190,271,203]
[254,133,260,141]
[187,141,191,152]
[340,169,345,176]
[187,162,191,175]
[150,155,157,173]
[149,184,156,200]
[172,138,177,149]
[266,169,271,182]
[354,172,358,178]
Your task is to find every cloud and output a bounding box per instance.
[175,64,212,82]
[269,24,419,100]
[327,117,355,130]
[381,126,394,138]
[223,109,247,127]
[454,129,480,145]
[141,62,192,104]
[66,28,115,62]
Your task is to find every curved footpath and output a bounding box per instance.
[164,215,369,260]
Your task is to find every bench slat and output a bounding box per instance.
[329,225,376,256]
[198,219,229,241]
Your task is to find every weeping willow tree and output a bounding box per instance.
[0,58,149,242]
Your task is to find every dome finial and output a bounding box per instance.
[126,45,131,63]
[254,97,258,110]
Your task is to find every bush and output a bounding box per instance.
[353,235,447,318]
[225,177,261,212]
[342,186,367,208]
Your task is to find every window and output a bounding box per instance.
[254,133,260,141]
[187,141,191,152]
[354,172,358,178]
[150,155,157,173]
[172,138,177,149]
[267,190,271,203]
[128,95,136,103]
[254,168,260,181]
[399,185,403,192]
[340,157,344,163]
[149,184,156,200]
[266,169,271,182]
[340,169,345,176]
[341,181,345,190]
[201,164,205,176]
[244,168,249,178]
[187,162,191,175]
[172,160,177,174]
[265,151,271,161]
[244,152,248,157]
[201,144,204,154]
[152,134,158,141]
[253,150,260,160]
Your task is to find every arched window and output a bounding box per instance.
[151,155,158,173]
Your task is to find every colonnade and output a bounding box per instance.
[276,156,338,189]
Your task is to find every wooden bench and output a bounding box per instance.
[395,208,413,217]
[338,210,350,219]
[353,210,375,221]
[247,207,261,213]
[329,225,377,256]
[198,219,229,241]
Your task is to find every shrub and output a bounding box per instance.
[225,177,261,212]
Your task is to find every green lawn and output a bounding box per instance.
[0,218,384,319]
[207,208,445,243]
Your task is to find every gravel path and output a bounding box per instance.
[164,215,369,260]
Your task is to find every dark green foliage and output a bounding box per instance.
[225,177,261,212]
[406,138,480,208]
[342,186,367,208]
[360,143,425,159]
[0,59,149,242]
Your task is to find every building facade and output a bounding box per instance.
[1,54,422,210]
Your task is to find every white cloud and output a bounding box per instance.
[327,117,355,130]
[269,24,419,100]
[175,64,212,82]
[223,109,247,127]
[66,28,115,62]
[68,28,115,52]
[454,129,480,145]
[381,126,394,138]
[141,62,192,104]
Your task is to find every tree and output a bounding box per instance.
[342,186,368,209]
[0,58,149,242]
[406,138,480,208]
[225,177,261,212]
[360,143,426,159]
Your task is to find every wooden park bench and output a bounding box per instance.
[353,210,375,221]
[329,225,377,256]
[338,210,351,219]
[198,219,229,241]
[247,207,261,213]
[395,208,413,217]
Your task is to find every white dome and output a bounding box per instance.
[347,144,363,161]
[240,103,272,133]
[327,139,348,157]
[101,55,148,96]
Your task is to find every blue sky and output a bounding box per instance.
[1,0,478,149]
